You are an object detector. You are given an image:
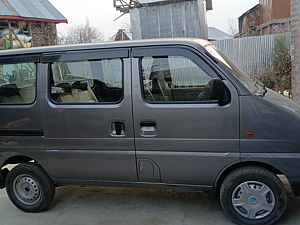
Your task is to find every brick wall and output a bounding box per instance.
[291,0,300,102]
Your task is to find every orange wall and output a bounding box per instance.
[272,0,290,19]
[260,0,290,24]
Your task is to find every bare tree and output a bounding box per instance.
[227,19,238,36]
[106,35,116,42]
[57,18,105,45]
[120,20,131,30]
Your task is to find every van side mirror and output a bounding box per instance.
[210,78,230,106]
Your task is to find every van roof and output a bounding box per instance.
[0,38,212,57]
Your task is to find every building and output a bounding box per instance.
[114,29,132,41]
[0,0,67,49]
[236,0,291,38]
[291,0,300,102]
[114,0,212,40]
[208,27,232,41]
[235,0,300,102]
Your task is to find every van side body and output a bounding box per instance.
[0,38,299,224]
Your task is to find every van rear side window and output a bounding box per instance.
[50,58,123,103]
[0,62,36,104]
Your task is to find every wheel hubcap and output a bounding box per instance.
[232,181,275,219]
[13,175,41,205]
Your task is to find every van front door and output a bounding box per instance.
[41,49,137,182]
[132,47,240,187]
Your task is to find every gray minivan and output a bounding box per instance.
[0,38,299,225]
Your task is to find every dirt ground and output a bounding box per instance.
[0,176,299,225]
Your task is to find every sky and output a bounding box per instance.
[48,0,259,39]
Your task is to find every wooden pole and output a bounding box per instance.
[29,22,34,47]
[7,21,14,49]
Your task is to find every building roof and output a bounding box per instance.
[208,27,232,41]
[0,0,67,23]
[114,29,132,41]
[138,0,212,10]
[238,4,259,20]
[122,29,132,40]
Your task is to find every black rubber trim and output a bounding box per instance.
[0,55,40,64]
[0,130,44,136]
[42,49,129,62]
[140,121,156,127]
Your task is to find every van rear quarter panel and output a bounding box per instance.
[0,62,47,169]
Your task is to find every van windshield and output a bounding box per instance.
[204,44,260,94]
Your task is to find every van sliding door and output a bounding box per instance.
[40,49,137,182]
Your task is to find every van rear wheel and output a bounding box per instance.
[5,162,55,212]
[220,166,287,225]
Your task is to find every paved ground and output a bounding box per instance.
[0,177,299,225]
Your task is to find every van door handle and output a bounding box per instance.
[140,121,156,127]
[111,121,125,135]
[115,121,122,135]
[140,121,156,136]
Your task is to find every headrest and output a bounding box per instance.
[72,80,88,91]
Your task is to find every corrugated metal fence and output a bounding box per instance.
[212,32,291,76]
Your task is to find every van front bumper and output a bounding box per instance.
[289,180,300,196]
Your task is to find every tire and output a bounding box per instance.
[5,162,55,212]
[220,166,287,225]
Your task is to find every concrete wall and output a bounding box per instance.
[130,0,208,40]
[291,0,300,102]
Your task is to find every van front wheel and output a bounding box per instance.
[5,162,55,212]
[220,166,287,225]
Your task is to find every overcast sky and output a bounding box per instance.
[49,0,259,39]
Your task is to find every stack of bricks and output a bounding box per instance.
[291,0,300,102]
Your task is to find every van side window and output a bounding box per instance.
[0,62,36,104]
[141,56,216,102]
[50,58,123,103]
